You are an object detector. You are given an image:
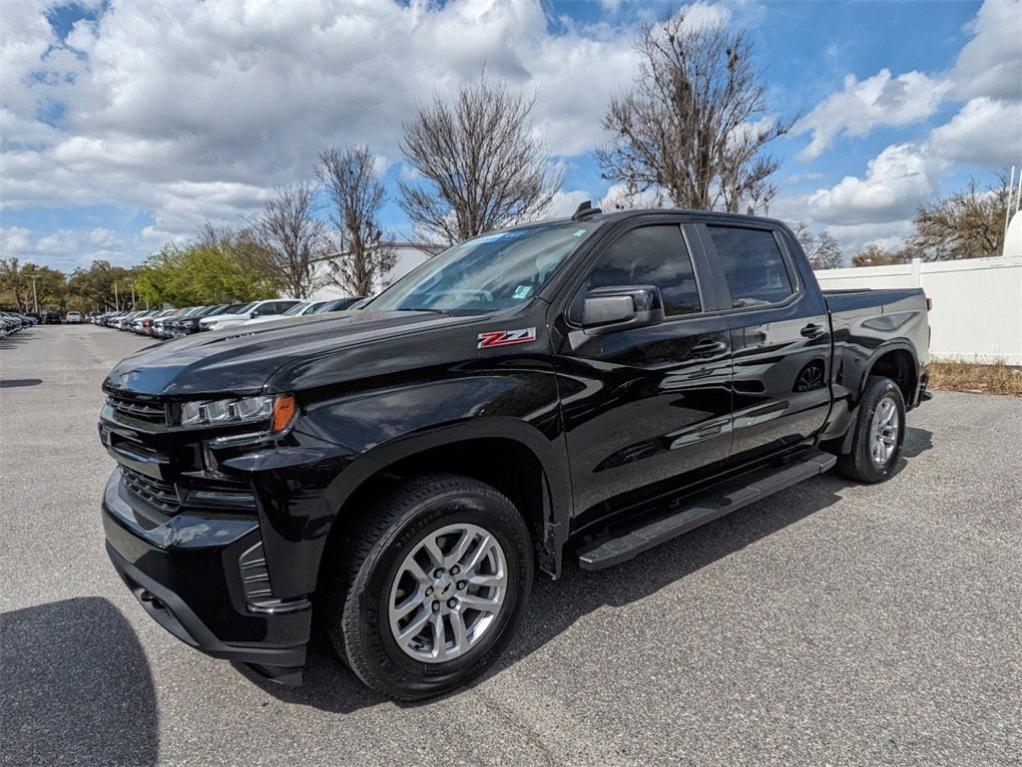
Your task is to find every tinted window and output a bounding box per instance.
[707,226,794,307]
[583,225,701,317]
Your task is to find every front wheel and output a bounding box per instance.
[837,375,906,483]
[325,474,533,700]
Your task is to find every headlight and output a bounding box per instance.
[180,395,276,427]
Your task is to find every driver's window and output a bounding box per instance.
[574,225,701,319]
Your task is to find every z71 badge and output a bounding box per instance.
[477,327,537,349]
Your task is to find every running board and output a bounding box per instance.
[577,450,836,571]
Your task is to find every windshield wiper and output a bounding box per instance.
[395,307,445,314]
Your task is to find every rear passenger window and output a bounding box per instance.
[583,225,701,317]
[706,226,794,308]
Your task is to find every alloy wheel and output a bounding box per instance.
[387,523,508,663]
[869,395,900,466]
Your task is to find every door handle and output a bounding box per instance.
[691,338,727,356]
[800,323,826,339]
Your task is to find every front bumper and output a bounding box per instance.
[102,468,312,684]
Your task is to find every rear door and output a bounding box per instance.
[696,222,832,463]
[554,219,733,522]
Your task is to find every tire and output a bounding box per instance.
[324,473,533,700]
[837,375,906,483]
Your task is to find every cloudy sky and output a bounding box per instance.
[1,0,1020,271]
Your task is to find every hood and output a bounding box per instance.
[103,310,475,397]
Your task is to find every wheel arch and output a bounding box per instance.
[833,342,919,454]
[314,418,572,592]
[865,344,918,406]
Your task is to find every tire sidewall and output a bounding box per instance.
[856,378,906,482]
[348,489,531,697]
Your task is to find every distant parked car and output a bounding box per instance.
[199,299,300,331]
[152,307,191,338]
[313,296,366,313]
[136,308,174,335]
[128,310,158,333]
[241,300,328,326]
[0,311,28,335]
[111,310,140,330]
[167,304,245,338]
[66,311,82,324]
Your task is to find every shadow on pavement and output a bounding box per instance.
[0,334,32,349]
[1,597,158,766]
[902,426,933,458]
[0,378,43,388]
[260,472,846,712]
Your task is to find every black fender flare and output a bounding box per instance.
[317,417,573,579]
[838,340,919,452]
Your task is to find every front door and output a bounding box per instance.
[554,221,733,524]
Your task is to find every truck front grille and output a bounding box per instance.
[107,392,167,424]
[123,469,181,515]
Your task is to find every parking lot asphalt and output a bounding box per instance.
[1,324,1020,767]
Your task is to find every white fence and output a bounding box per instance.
[814,257,1022,365]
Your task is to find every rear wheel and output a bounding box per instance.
[325,474,532,700]
[837,375,906,483]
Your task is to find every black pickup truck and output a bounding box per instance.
[99,207,930,699]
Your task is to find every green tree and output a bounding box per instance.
[67,260,138,312]
[21,263,68,310]
[134,243,280,306]
[0,257,30,310]
[0,259,69,311]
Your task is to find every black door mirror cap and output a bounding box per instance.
[581,285,665,333]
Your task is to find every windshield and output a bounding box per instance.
[367,222,599,314]
[282,302,310,317]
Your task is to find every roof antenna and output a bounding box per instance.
[572,200,602,221]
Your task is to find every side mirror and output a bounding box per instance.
[581,285,665,332]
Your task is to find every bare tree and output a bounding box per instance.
[791,222,843,269]
[598,11,793,214]
[399,76,562,246]
[318,146,395,296]
[904,174,1012,261]
[196,221,237,250]
[252,183,327,298]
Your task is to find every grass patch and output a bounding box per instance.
[929,360,1022,396]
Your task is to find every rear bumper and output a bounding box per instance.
[102,468,311,684]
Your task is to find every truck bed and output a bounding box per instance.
[823,287,926,313]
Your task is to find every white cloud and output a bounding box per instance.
[929,97,1022,166]
[949,0,1022,101]
[0,0,653,243]
[598,182,664,211]
[548,189,592,218]
[794,69,950,160]
[0,225,135,271]
[784,0,1021,255]
[1,226,32,255]
[795,0,1020,163]
[801,143,943,226]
